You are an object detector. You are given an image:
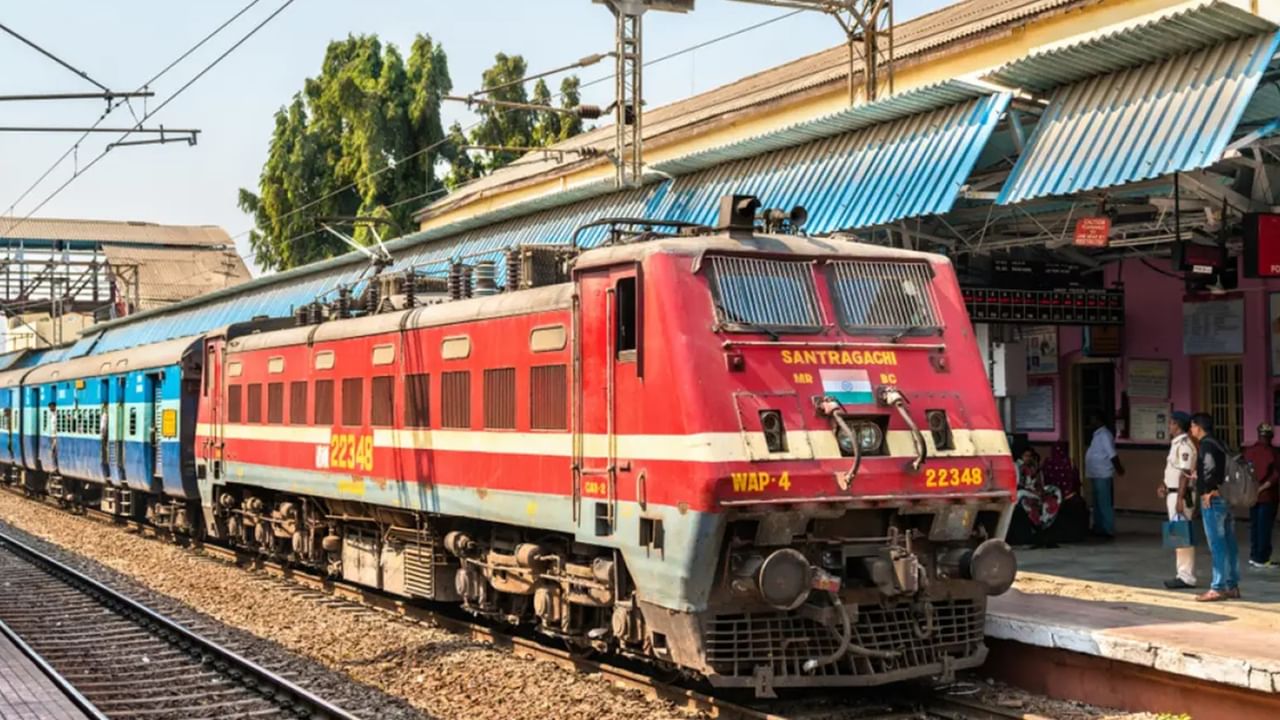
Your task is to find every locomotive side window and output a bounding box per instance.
[341,378,364,427]
[289,381,308,425]
[441,371,471,429]
[615,277,638,356]
[371,376,394,427]
[247,383,263,424]
[827,260,942,335]
[404,374,430,428]
[267,382,284,424]
[314,380,334,425]
[228,385,243,423]
[706,256,822,330]
[483,368,516,430]
[530,364,567,430]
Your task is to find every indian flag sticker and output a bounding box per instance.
[820,368,874,405]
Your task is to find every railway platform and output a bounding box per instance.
[0,627,89,720]
[983,514,1280,719]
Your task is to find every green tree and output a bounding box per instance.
[456,54,587,180]
[239,33,451,271]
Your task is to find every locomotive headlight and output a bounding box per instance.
[854,422,883,454]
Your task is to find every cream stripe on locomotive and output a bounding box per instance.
[204,423,1010,464]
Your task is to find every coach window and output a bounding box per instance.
[314,379,334,425]
[267,382,284,424]
[289,381,307,425]
[228,385,243,423]
[405,374,430,427]
[615,276,638,360]
[247,383,263,424]
[341,378,363,427]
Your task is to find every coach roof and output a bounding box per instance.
[25,335,203,386]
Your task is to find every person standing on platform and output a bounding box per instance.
[1084,412,1124,540]
[1159,412,1197,589]
[1190,414,1240,602]
[1245,423,1279,569]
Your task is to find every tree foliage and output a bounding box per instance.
[239,34,451,271]
[242,39,591,271]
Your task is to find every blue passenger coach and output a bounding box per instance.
[12,336,202,525]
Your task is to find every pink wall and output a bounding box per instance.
[1023,259,1279,446]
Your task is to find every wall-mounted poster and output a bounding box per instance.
[1271,293,1280,376]
[1013,382,1055,432]
[1021,326,1058,375]
[1127,359,1171,400]
[1183,297,1244,355]
[1131,402,1172,442]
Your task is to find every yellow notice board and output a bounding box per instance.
[162,409,177,438]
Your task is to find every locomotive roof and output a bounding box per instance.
[24,334,202,386]
[572,231,950,271]
[227,283,574,354]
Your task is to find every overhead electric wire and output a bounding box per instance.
[230,6,809,264]
[1,0,294,241]
[0,21,110,91]
[1,0,267,222]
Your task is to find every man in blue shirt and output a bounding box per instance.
[1084,412,1124,539]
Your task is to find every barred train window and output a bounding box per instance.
[530,365,567,430]
[247,383,263,424]
[289,381,308,425]
[483,368,516,430]
[706,256,822,330]
[371,376,394,427]
[314,380,334,425]
[341,378,363,427]
[404,374,430,428]
[828,260,942,334]
[267,382,284,424]
[441,371,470,429]
[228,386,242,423]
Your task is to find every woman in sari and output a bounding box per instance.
[1042,443,1088,543]
[1013,449,1062,548]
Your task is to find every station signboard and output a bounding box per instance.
[1073,216,1111,247]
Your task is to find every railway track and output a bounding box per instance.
[0,526,361,720]
[0,487,1037,720]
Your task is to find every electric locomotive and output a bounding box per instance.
[0,195,1016,696]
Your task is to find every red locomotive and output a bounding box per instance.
[195,196,1016,694]
[3,195,1015,696]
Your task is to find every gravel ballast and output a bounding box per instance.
[0,491,695,720]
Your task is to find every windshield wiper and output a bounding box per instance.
[714,302,780,340]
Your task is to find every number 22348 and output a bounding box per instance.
[925,467,984,488]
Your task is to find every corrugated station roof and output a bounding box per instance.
[101,245,251,310]
[0,217,236,248]
[985,0,1279,92]
[997,30,1280,204]
[417,0,1090,221]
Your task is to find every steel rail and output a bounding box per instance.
[0,485,1024,720]
[0,526,362,720]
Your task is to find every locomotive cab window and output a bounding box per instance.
[826,260,943,336]
[615,276,638,359]
[706,256,822,332]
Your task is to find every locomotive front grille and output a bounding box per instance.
[705,599,984,681]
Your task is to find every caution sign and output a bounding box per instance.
[1073,217,1111,247]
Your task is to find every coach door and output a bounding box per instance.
[200,337,225,481]
[114,377,127,481]
[148,373,163,481]
[573,264,642,537]
[99,379,110,474]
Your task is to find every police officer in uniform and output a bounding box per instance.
[1159,411,1197,589]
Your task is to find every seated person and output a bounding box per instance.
[1042,443,1088,543]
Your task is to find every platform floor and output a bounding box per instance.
[988,513,1280,693]
[0,628,88,720]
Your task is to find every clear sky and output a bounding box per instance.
[0,0,945,273]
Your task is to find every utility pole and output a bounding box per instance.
[594,1,694,188]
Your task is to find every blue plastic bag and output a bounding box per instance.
[1162,515,1194,549]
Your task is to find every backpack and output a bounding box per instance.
[1198,437,1257,513]
[1222,450,1259,513]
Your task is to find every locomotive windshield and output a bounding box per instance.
[828,259,943,335]
[707,256,823,331]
